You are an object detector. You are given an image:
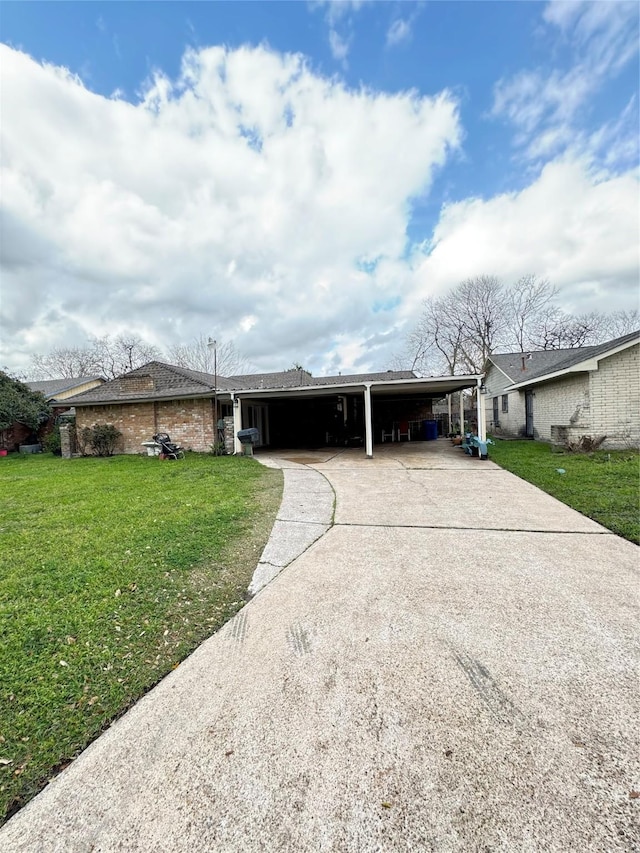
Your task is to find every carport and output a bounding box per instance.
[230,374,485,457]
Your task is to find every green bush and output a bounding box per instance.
[43,425,61,455]
[88,424,122,457]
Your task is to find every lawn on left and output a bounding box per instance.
[0,451,282,822]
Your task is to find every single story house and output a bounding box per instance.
[483,330,640,448]
[63,362,485,457]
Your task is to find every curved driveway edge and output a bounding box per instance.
[248,455,334,596]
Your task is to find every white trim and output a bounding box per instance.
[363,384,373,458]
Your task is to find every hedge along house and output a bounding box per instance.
[64,361,485,457]
[483,330,640,448]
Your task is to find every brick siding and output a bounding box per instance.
[76,397,217,454]
[589,344,640,448]
[528,373,590,441]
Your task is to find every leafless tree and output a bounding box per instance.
[90,335,162,379]
[404,276,507,375]
[529,309,602,349]
[28,335,161,380]
[167,335,250,377]
[29,346,101,379]
[600,309,639,339]
[507,275,558,351]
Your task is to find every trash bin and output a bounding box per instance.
[424,420,438,441]
[237,428,259,456]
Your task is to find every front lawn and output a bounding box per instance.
[0,452,282,822]
[488,439,639,544]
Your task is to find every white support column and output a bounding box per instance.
[459,390,465,434]
[447,394,452,435]
[364,383,373,458]
[232,394,243,455]
[477,378,487,441]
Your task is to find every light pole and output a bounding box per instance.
[208,338,218,443]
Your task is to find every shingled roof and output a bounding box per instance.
[27,376,105,399]
[65,362,418,405]
[488,330,639,386]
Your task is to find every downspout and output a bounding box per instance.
[363,383,373,458]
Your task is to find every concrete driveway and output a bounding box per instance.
[2,441,638,852]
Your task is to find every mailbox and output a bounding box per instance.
[237,427,259,455]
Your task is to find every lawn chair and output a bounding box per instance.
[152,433,184,460]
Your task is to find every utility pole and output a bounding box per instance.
[208,338,218,443]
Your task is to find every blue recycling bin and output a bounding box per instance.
[424,420,438,440]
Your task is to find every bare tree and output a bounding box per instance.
[529,309,602,349]
[404,276,506,375]
[507,275,558,351]
[167,335,250,376]
[90,335,161,379]
[600,309,639,339]
[29,346,101,379]
[28,334,161,380]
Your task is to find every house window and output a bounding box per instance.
[501,395,509,414]
[493,397,499,424]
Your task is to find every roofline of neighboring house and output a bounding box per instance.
[505,335,639,391]
[70,373,484,406]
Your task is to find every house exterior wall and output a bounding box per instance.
[589,344,640,448]
[528,373,590,441]
[483,363,526,437]
[53,379,104,401]
[75,398,217,454]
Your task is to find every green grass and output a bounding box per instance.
[488,439,640,544]
[0,452,282,822]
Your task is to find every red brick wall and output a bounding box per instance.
[76,398,217,454]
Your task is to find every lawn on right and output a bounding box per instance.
[487,439,639,545]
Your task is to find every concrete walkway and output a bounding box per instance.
[2,441,638,851]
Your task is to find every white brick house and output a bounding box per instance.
[483,331,640,449]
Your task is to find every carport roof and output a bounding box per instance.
[233,373,482,399]
[64,360,482,406]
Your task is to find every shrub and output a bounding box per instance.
[88,424,122,457]
[43,425,61,455]
[77,426,92,456]
[566,434,607,453]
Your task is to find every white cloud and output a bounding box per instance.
[0,44,461,375]
[492,0,639,166]
[406,157,639,318]
[328,28,351,62]
[386,18,412,48]
[312,0,367,64]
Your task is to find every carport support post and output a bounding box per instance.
[364,383,373,458]
[459,390,465,434]
[477,378,487,442]
[447,394,452,435]
[232,393,243,455]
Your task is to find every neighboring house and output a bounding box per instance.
[1,376,106,451]
[483,331,640,448]
[27,376,105,403]
[63,361,485,457]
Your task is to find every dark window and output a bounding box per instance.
[501,395,509,414]
[493,397,499,424]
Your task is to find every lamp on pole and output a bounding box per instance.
[208,338,218,441]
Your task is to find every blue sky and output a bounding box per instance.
[1,1,638,375]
